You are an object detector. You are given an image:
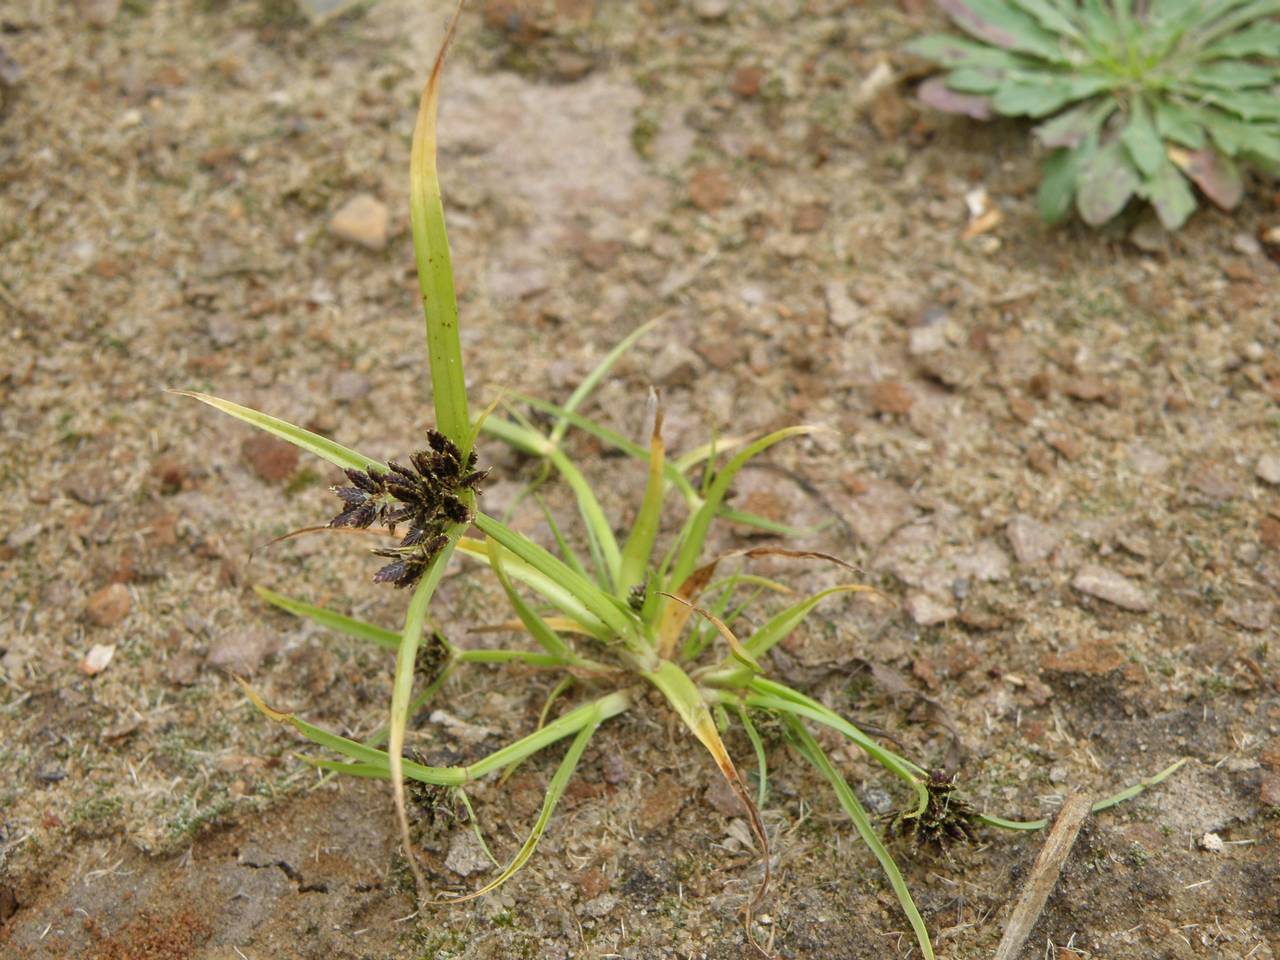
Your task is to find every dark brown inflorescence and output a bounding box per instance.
[893,768,979,852]
[329,429,488,588]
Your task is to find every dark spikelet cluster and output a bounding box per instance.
[893,769,979,853]
[330,429,488,588]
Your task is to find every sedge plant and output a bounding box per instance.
[178,9,1184,957]
[908,0,1280,229]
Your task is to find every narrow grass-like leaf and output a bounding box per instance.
[175,391,379,473]
[409,2,469,450]
[441,717,600,903]
[549,316,662,447]
[483,414,621,587]
[619,406,667,594]
[742,585,874,659]
[978,757,1187,830]
[239,679,465,785]
[487,536,576,661]
[537,496,591,581]
[645,661,771,919]
[667,426,817,604]
[734,705,769,810]
[785,717,935,960]
[475,512,637,641]
[254,585,400,651]
[389,530,464,896]
[741,677,930,815]
[455,537,611,640]
[659,592,762,673]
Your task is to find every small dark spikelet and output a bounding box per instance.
[345,468,381,493]
[372,559,408,585]
[335,486,366,505]
[400,526,429,548]
[329,430,488,590]
[441,496,470,524]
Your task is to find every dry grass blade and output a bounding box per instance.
[658,591,761,672]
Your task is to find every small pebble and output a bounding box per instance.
[693,0,730,19]
[1006,514,1059,566]
[823,280,859,330]
[1198,832,1224,852]
[79,643,116,676]
[206,631,274,676]
[444,830,491,878]
[328,194,389,250]
[1256,454,1280,486]
[86,583,131,627]
[207,314,240,347]
[908,323,947,356]
[1072,564,1152,612]
[241,434,300,483]
[906,592,956,626]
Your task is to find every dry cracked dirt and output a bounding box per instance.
[1,1,1279,958]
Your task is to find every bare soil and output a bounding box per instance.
[2,1,1279,958]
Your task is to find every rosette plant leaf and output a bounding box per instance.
[175,7,1185,958]
[907,0,1280,229]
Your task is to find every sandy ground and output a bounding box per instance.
[1,1,1279,958]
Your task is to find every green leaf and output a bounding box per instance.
[1198,20,1280,57]
[904,33,1032,68]
[947,66,1008,94]
[992,75,1110,117]
[1186,60,1277,90]
[455,537,612,640]
[1143,161,1198,231]
[742,585,875,659]
[409,11,470,451]
[742,677,931,809]
[1033,98,1115,148]
[441,717,601,903]
[549,317,661,448]
[1153,100,1205,150]
[1008,0,1085,41]
[1075,140,1140,225]
[474,512,637,641]
[784,718,935,960]
[618,409,667,594]
[917,76,994,119]
[1121,100,1165,177]
[1191,88,1280,124]
[1191,0,1280,48]
[937,0,1072,61]
[1038,147,1079,223]
[387,529,465,894]
[253,586,400,651]
[175,391,380,473]
[666,426,817,600]
[486,537,576,661]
